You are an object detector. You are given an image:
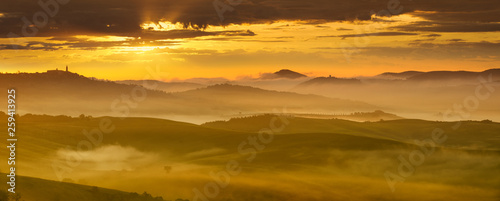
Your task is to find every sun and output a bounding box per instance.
[141,21,186,31]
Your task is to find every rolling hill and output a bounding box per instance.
[407,68,500,83]
[259,69,308,80]
[0,174,170,201]
[175,83,377,113]
[117,80,204,93]
[290,110,404,122]
[376,71,425,80]
[373,69,500,83]
[170,84,379,121]
[0,70,173,116]
[292,68,500,122]
[0,113,499,200]
[296,76,362,87]
[0,71,378,123]
[202,114,500,150]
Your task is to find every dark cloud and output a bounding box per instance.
[0,0,399,38]
[410,10,500,23]
[408,38,436,45]
[354,41,500,60]
[424,34,442,37]
[0,29,255,50]
[339,31,418,38]
[0,41,66,51]
[129,29,255,40]
[315,25,330,28]
[0,0,498,38]
[394,21,500,32]
[318,32,418,39]
[192,37,288,43]
[311,41,500,61]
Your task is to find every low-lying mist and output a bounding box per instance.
[30,147,500,201]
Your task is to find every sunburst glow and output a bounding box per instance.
[141,21,186,31]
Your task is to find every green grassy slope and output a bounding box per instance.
[202,114,500,150]
[0,114,499,200]
[0,114,411,173]
[0,174,167,201]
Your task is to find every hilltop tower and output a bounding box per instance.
[66,65,68,72]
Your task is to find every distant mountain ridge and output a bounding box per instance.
[376,71,424,80]
[117,80,204,93]
[407,68,500,82]
[292,110,404,122]
[297,76,362,87]
[373,68,500,82]
[260,69,307,79]
[176,83,377,111]
[294,68,500,88]
[0,71,377,121]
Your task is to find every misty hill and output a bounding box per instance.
[0,70,170,100]
[0,70,173,116]
[292,68,500,122]
[175,84,377,112]
[0,174,167,201]
[373,69,500,82]
[220,110,403,122]
[202,114,500,149]
[376,71,424,80]
[260,69,307,79]
[0,113,410,200]
[407,68,500,84]
[291,110,404,122]
[0,71,377,123]
[296,76,362,87]
[117,80,204,93]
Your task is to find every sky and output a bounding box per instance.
[0,0,499,80]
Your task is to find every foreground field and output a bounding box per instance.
[0,114,499,201]
[0,175,167,201]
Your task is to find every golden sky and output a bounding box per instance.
[0,0,499,80]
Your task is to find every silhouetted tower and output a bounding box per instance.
[66,65,68,72]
